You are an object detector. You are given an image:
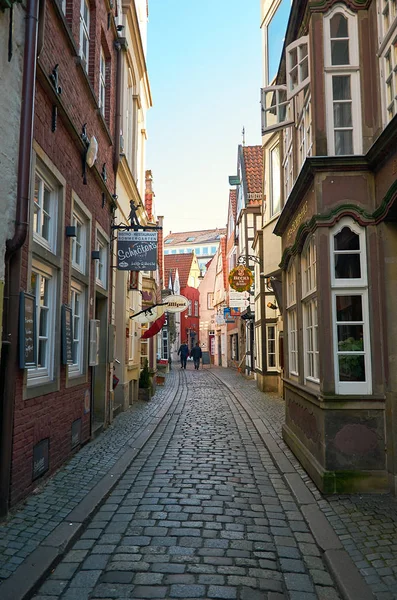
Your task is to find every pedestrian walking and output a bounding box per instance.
[190,342,202,370]
[177,340,189,369]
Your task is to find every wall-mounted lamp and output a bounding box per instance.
[65,226,77,237]
[267,302,277,310]
[92,250,100,260]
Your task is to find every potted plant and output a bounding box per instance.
[138,359,152,401]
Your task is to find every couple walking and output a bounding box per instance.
[178,341,202,370]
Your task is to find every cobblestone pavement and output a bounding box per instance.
[213,369,397,600]
[0,374,177,581]
[31,367,341,600]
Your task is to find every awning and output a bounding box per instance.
[141,313,166,339]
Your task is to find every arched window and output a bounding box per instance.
[324,5,361,155]
[330,218,371,394]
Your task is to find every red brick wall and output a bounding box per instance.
[10,0,118,507]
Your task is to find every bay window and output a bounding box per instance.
[324,7,362,155]
[282,127,294,200]
[286,36,310,99]
[378,0,397,124]
[287,260,298,376]
[302,236,319,382]
[269,143,281,217]
[330,218,371,394]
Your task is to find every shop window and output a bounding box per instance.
[330,218,371,394]
[287,260,298,375]
[27,262,57,386]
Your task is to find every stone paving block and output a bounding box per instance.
[69,570,102,587]
[169,583,206,597]
[100,570,134,583]
[279,558,306,573]
[61,588,93,600]
[208,584,237,599]
[91,582,134,597]
[81,555,110,570]
[284,572,315,592]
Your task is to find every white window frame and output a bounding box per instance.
[330,216,367,288]
[79,0,90,70]
[303,297,319,383]
[95,233,108,289]
[330,218,371,394]
[261,86,294,134]
[69,281,85,377]
[269,142,281,218]
[71,211,86,274]
[287,260,298,376]
[33,169,57,253]
[379,31,397,125]
[302,236,317,298]
[266,324,278,371]
[286,36,310,99]
[297,93,313,172]
[324,6,362,156]
[27,261,56,387]
[99,48,106,115]
[378,0,397,44]
[282,126,294,200]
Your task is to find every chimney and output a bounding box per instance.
[145,170,154,221]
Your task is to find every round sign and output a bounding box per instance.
[163,294,190,313]
[228,265,253,292]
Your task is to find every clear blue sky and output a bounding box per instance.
[146,0,263,234]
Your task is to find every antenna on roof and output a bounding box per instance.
[242,127,245,146]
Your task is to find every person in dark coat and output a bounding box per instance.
[178,341,189,369]
[191,342,203,370]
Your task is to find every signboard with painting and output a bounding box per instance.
[228,265,253,292]
[19,292,37,369]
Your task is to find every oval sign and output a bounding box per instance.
[228,265,253,292]
[164,294,190,313]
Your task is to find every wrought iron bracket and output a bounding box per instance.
[237,255,261,266]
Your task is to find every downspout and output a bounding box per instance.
[113,39,122,179]
[0,0,40,517]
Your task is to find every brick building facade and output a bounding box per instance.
[1,0,119,513]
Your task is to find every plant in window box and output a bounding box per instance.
[338,337,365,381]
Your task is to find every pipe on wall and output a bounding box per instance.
[0,0,41,517]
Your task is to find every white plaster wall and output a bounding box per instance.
[0,6,25,280]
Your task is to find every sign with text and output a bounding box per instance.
[32,438,49,481]
[229,291,250,309]
[19,292,37,369]
[163,294,190,313]
[228,265,253,292]
[117,231,158,271]
[62,305,73,365]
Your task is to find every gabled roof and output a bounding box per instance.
[164,253,195,289]
[164,228,227,246]
[242,146,263,203]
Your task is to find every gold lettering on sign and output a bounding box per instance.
[287,201,308,240]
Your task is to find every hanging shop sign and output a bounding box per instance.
[163,294,190,313]
[224,308,237,323]
[117,231,158,271]
[229,291,250,309]
[228,265,254,292]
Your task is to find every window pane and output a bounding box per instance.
[332,75,351,100]
[39,308,48,337]
[335,253,361,278]
[331,14,348,37]
[337,324,364,350]
[336,295,363,321]
[38,340,47,368]
[42,214,50,241]
[300,56,309,81]
[333,102,352,127]
[334,227,359,250]
[338,355,365,381]
[335,130,353,155]
[331,40,349,65]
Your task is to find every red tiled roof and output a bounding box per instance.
[242,146,263,201]
[164,253,195,289]
[230,190,237,221]
[164,228,226,246]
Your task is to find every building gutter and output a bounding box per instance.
[0,0,40,517]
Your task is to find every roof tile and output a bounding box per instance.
[242,146,263,201]
[164,253,195,289]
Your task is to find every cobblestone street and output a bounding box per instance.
[0,367,396,599]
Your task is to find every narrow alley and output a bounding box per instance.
[1,368,396,600]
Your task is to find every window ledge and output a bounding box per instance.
[66,373,88,388]
[24,378,60,400]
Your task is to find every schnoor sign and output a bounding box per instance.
[163,294,190,313]
[117,230,158,271]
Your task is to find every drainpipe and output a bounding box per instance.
[113,39,122,180]
[0,0,40,517]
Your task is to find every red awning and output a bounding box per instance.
[141,313,166,339]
